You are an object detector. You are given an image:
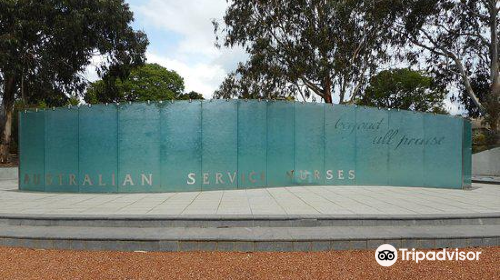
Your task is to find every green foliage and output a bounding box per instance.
[214,72,297,100]
[85,64,204,103]
[85,64,188,103]
[394,0,500,132]
[213,0,402,102]
[472,130,500,153]
[357,69,446,113]
[0,0,148,107]
[177,91,204,100]
[0,0,148,160]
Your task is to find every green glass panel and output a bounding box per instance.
[295,102,325,185]
[267,101,295,187]
[160,101,202,192]
[19,110,45,191]
[44,108,79,192]
[18,100,469,193]
[462,120,472,187]
[388,110,424,187]
[237,100,267,188]
[325,105,356,185]
[79,105,118,193]
[355,106,389,185]
[424,114,462,188]
[118,103,161,192]
[201,100,238,190]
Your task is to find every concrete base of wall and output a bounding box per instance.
[473,147,500,176]
[0,167,17,180]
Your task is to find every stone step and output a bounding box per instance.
[1,213,499,228]
[0,224,498,252]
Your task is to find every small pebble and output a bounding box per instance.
[0,246,497,279]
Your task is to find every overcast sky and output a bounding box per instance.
[84,0,461,114]
[85,0,246,99]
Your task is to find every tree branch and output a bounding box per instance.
[300,77,324,98]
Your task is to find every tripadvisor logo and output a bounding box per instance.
[375,244,482,267]
[375,244,398,266]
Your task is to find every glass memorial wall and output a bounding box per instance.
[19,100,472,193]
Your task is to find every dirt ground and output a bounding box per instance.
[0,246,498,279]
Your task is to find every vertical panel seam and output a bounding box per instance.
[116,104,119,193]
[236,100,239,189]
[423,113,426,187]
[293,101,296,185]
[200,100,203,192]
[354,106,357,186]
[159,102,163,191]
[387,109,390,186]
[265,101,268,188]
[17,111,21,189]
[461,118,465,188]
[77,107,80,192]
[43,110,46,191]
[266,101,269,187]
[323,103,326,186]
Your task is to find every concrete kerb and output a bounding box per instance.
[0,237,498,252]
[1,212,500,227]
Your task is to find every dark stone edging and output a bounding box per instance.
[472,179,500,185]
[1,212,500,228]
[1,237,498,252]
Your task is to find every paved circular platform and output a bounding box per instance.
[1,180,499,216]
[0,180,499,252]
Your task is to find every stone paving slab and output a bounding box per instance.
[0,180,499,217]
[1,180,499,252]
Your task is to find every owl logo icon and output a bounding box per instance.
[375,244,398,266]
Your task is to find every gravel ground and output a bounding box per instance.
[0,246,498,279]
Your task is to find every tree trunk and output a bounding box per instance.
[489,78,500,133]
[0,76,16,163]
[448,54,485,113]
[488,0,500,135]
[323,77,332,103]
[324,90,332,103]
[339,76,346,104]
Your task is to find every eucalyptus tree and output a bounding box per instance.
[357,68,446,113]
[85,64,185,104]
[213,0,401,103]
[0,0,148,162]
[396,0,500,132]
[213,67,297,100]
